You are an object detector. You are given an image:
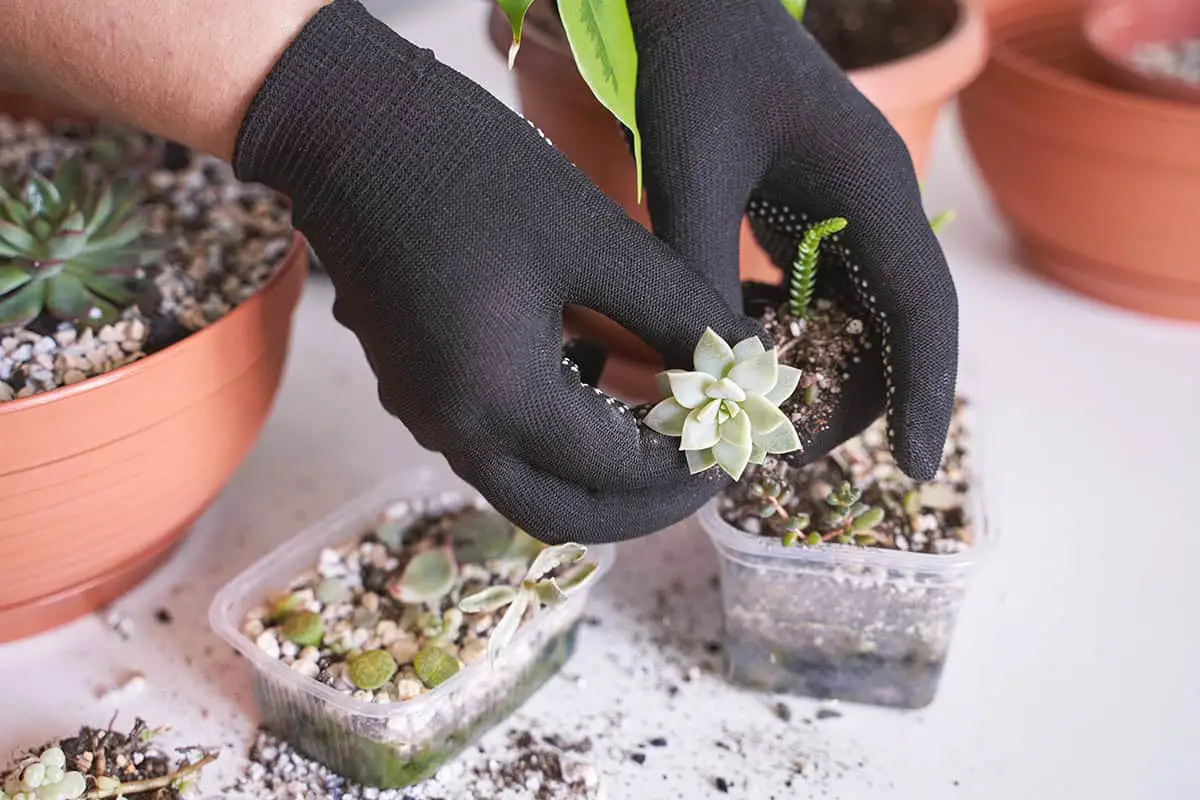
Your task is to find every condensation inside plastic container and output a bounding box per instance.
[699,409,992,710]
[210,469,614,788]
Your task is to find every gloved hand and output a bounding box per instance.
[625,0,959,481]
[233,0,763,543]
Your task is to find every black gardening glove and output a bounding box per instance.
[233,0,764,543]
[626,0,959,481]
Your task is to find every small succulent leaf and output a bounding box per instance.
[85,183,115,236]
[643,397,689,437]
[526,542,586,581]
[392,547,458,604]
[695,397,722,423]
[763,365,803,406]
[731,335,765,362]
[488,591,530,667]
[449,507,517,564]
[0,265,32,296]
[458,585,519,614]
[666,370,714,409]
[533,578,569,608]
[2,196,29,228]
[501,527,546,562]
[754,417,802,454]
[555,560,599,593]
[78,273,137,308]
[654,369,676,397]
[852,506,886,531]
[46,231,89,261]
[413,644,461,688]
[0,220,37,252]
[91,179,140,239]
[89,218,147,251]
[45,273,96,322]
[557,0,644,202]
[347,649,398,690]
[748,442,767,465]
[720,408,752,448]
[680,405,721,451]
[686,448,717,474]
[727,348,779,395]
[77,294,122,328]
[496,0,536,67]
[25,172,60,213]
[693,327,735,377]
[781,0,807,21]
[742,392,790,434]
[281,611,324,646]
[712,434,753,481]
[705,377,746,402]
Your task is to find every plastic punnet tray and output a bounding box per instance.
[210,468,615,787]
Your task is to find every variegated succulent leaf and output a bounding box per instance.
[389,547,458,605]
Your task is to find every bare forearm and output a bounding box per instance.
[0,0,327,160]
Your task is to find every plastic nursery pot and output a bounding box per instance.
[697,403,992,710]
[0,109,308,643]
[210,469,616,789]
[957,0,1200,320]
[486,0,986,390]
[1082,0,1200,105]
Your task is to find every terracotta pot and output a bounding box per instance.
[958,0,1200,320]
[486,1,986,396]
[1082,0,1200,105]
[0,105,309,643]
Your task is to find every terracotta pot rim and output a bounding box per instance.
[0,230,307,416]
[989,5,1200,122]
[518,0,987,109]
[845,0,989,106]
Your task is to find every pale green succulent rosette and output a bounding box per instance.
[643,327,803,480]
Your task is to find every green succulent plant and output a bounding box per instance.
[458,542,599,667]
[389,547,459,604]
[643,327,803,480]
[789,217,848,320]
[347,649,399,691]
[0,153,159,330]
[413,644,461,689]
[1,748,86,800]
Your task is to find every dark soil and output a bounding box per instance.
[802,0,960,71]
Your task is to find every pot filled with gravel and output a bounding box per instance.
[0,112,307,642]
[210,467,614,789]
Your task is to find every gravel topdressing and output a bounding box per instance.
[1130,39,1200,86]
[0,116,293,403]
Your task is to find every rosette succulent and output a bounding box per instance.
[643,328,802,480]
[1,747,86,800]
[0,153,159,330]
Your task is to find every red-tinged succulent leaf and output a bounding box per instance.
[0,280,44,329]
[2,197,29,228]
[45,273,94,321]
[0,264,32,296]
[0,220,36,253]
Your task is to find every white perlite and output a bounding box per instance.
[1130,39,1200,85]
[0,116,292,402]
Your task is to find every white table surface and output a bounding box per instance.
[4,1,1200,798]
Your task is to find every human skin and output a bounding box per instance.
[0,0,328,160]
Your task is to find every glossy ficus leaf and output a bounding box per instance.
[780,0,807,22]
[557,0,643,203]
[496,0,537,68]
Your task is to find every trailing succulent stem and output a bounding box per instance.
[751,477,887,548]
[788,217,848,320]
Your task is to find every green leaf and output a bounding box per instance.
[47,230,89,261]
[763,365,803,406]
[24,172,61,215]
[0,265,32,296]
[346,649,398,690]
[78,273,137,309]
[742,393,789,435]
[852,506,886,531]
[556,560,599,593]
[281,611,324,647]
[680,404,721,451]
[54,155,85,205]
[533,578,569,608]
[390,547,458,604]
[755,417,802,455]
[449,508,517,564]
[666,370,714,409]
[557,0,644,203]
[0,220,36,253]
[45,273,95,321]
[780,0,807,22]
[686,448,717,474]
[459,585,519,614]
[693,327,735,378]
[497,0,537,68]
[0,279,43,328]
[712,431,753,481]
[414,645,461,688]
[728,348,779,395]
[487,591,529,667]
[732,335,766,362]
[643,397,689,438]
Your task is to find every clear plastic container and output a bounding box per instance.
[210,468,616,788]
[698,423,994,710]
